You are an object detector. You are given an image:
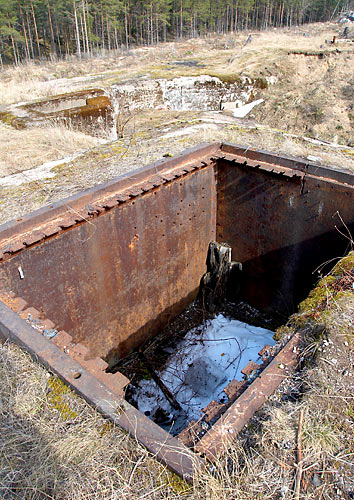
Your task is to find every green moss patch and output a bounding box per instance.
[296,251,354,324]
[0,111,26,129]
[274,252,354,340]
[47,376,78,420]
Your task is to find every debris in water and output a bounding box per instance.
[130,314,274,435]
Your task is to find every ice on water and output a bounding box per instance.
[135,314,274,433]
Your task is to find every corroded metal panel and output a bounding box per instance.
[0,145,218,363]
[216,155,354,318]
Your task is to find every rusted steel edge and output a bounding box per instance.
[0,301,203,480]
[195,332,302,461]
[0,290,130,397]
[0,142,221,261]
[2,141,353,262]
[216,155,305,181]
[0,142,221,239]
[220,143,354,187]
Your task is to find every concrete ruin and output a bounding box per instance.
[0,75,268,136]
[0,89,113,135]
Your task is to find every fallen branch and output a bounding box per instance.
[138,350,182,411]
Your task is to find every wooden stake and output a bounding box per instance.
[200,241,241,312]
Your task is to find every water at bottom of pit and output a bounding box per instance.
[125,310,275,436]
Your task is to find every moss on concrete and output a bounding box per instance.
[47,376,78,420]
[0,112,26,129]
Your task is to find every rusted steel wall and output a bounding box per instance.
[1,143,354,475]
[1,141,353,363]
[0,164,217,364]
[216,153,354,318]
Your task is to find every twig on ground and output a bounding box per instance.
[295,408,305,500]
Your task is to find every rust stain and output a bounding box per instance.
[128,233,139,251]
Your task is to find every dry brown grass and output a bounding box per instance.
[0,42,203,104]
[0,122,104,177]
[0,342,190,500]
[0,55,126,105]
[180,119,354,170]
[0,23,350,104]
[0,111,353,227]
[0,21,353,180]
[253,49,354,145]
[1,264,354,499]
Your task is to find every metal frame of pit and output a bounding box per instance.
[1,142,353,479]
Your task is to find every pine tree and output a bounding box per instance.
[0,0,344,65]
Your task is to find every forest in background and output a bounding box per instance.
[0,0,351,66]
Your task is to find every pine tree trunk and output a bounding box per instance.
[73,0,81,57]
[53,7,62,57]
[106,12,111,51]
[47,0,55,54]
[150,2,153,44]
[82,0,90,55]
[85,0,91,54]
[114,28,119,50]
[26,9,35,60]
[124,1,129,49]
[128,0,132,45]
[180,0,183,38]
[20,9,31,61]
[79,13,85,54]
[30,0,41,60]
[156,14,159,44]
[10,32,18,66]
[65,32,70,56]
[100,0,105,52]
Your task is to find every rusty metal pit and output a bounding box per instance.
[0,142,353,479]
